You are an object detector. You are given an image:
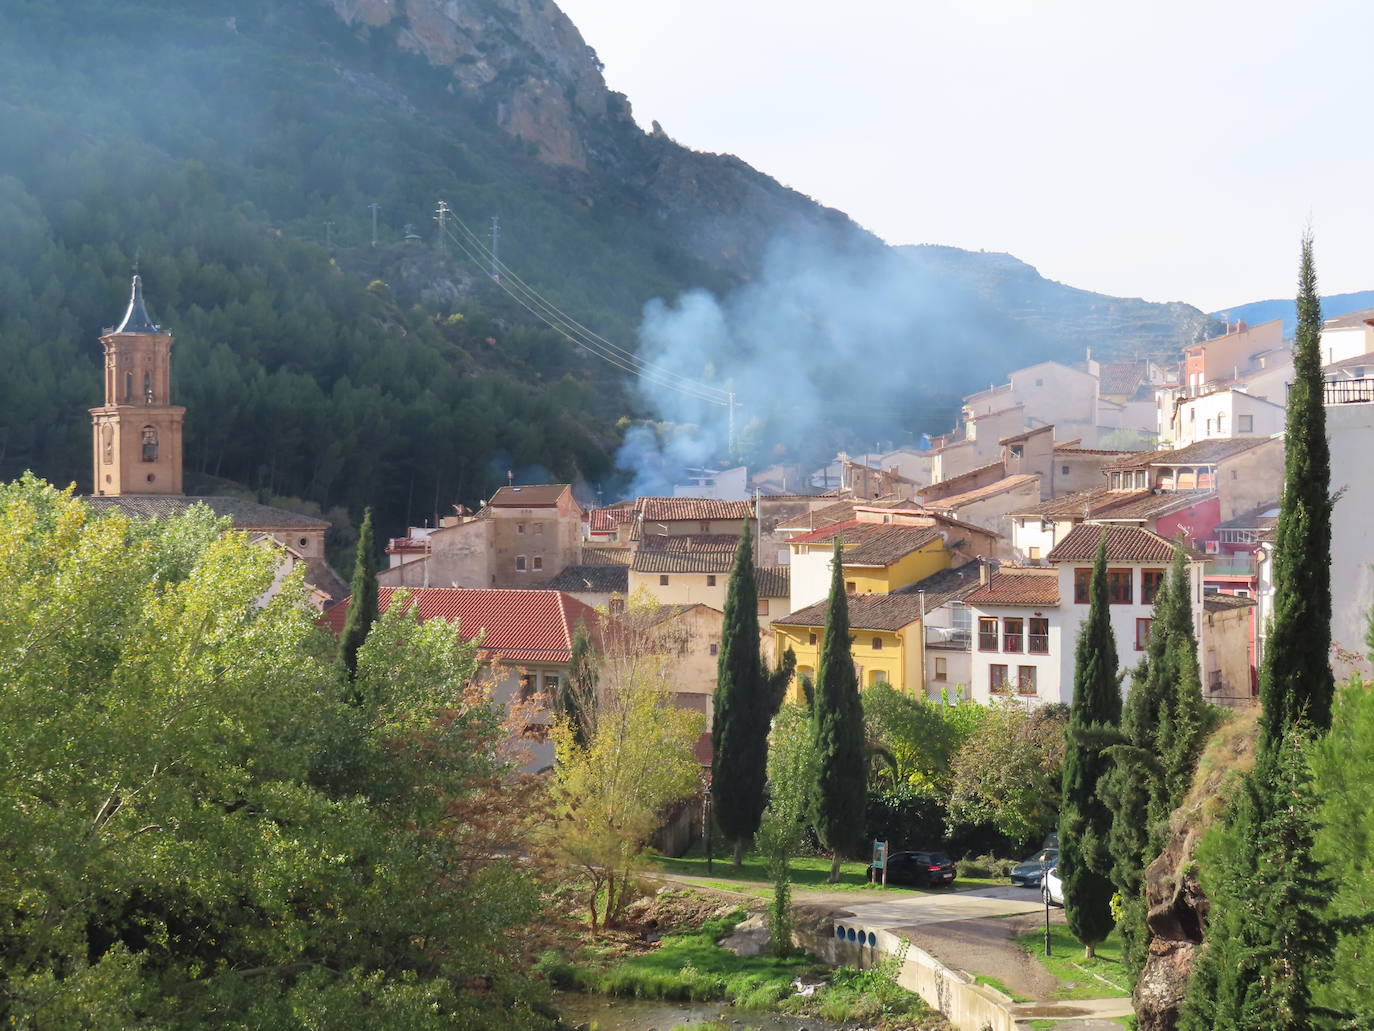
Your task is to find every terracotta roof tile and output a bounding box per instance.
[588,506,635,532]
[1099,361,1148,396]
[488,484,573,508]
[1204,593,1258,612]
[1047,525,1179,563]
[774,593,927,632]
[1106,438,1267,469]
[540,564,628,594]
[924,473,1040,510]
[891,562,988,609]
[635,497,754,522]
[966,567,1061,607]
[631,549,737,574]
[787,520,944,566]
[319,587,599,664]
[1323,307,1374,330]
[756,566,791,599]
[1014,487,1217,522]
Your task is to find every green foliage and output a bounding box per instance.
[1059,534,1122,956]
[862,681,979,790]
[712,523,770,860]
[560,623,597,749]
[1259,230,1334,745]
[948,700,1067,847]
[757,702,819,956]
[811,539,868,878]
[1310,677,1374,1026]
[338,505,377,683]
[0,476,549,1029]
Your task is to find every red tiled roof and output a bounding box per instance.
[640,533,740,554]
[1047,525,1179,563]
[635,497,754,522]
[488,484,572,508]
[924,473,1040,510]
[1012,487,1216,522]
[774,593,927,632]
[786,520,944,566]
[966,568,1060,607]
[632,549,737,574]
[1098,361,1148,396]
[1106,438,1266,469]
[319,588,599,664]
[588,506,634,532]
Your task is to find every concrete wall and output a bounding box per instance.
[1328,400,1374,679]
[1202,603,1255,705]
[379,518,493,588]
[1217,437,1284,522]
[628,569,728,609]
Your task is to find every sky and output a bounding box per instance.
[556,0,1374,314]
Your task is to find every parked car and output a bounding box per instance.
[1042,865,1063,907]
[1010,848,1059,888]
[868,850,957,888]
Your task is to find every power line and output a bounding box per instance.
[437,214,735,408]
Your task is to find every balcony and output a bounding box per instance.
[1003,633,1023,652]
[1324,378,1374,405]
[1028,634,1049,654]
[1207,554,1257,578]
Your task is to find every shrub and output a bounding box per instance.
[955,853,1015,879]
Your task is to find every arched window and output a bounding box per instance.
[143,372,153,404]
[124,372,133,403]
[100,424,114,465]
[141,426,158,462]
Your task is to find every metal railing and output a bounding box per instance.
[1299,378,1374,405]
[1028,633,1050,654]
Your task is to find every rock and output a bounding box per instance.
[1135,938,1196,1031]
[718,913,769,957]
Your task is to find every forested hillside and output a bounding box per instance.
[0,0,1223,548]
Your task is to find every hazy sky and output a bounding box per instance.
[556,0,1372,313]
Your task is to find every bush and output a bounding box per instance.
[955,853,1015,879]
[865,785,947,849]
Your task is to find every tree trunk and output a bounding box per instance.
[733,838,745,867]
[829,851,843,884]
[1084,942,1097,960]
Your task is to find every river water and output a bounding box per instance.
[554,993,857,1031]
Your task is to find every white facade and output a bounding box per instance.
[1322,323,1374,367]
[672,465,749,501]
[1010,517,1061,565]
[1164,389,1285,448]
[968,603,1067,705]
[1328,397,1374,679]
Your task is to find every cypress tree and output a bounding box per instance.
[712,522,769,865]
[1059,533,1122,958]
[560,623,597,748]
[338,507,378,686]
[1154,543,1208,811]
[811,538,867,883]
[1181,235,1337,1029]
[1259,229,1334,745]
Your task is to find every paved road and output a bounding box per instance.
[834,885,1047,929]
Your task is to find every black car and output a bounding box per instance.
[868,850,956,888]
[1010,848,1059,888]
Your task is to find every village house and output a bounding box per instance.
[1160,388,1285,447]
[1181,319,1285,397]
[1319,372,1374,679]
[84,276,346,604]
[380,483,585,590]
[320,587,603,770]
[785,521,954,612]
[1202,593,1259,708]
[539,563,630,611]
[1320,306,1374,367]
[967,525,1204,705]
[614,602,725,724]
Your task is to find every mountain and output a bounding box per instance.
[0,0,1221,545]
[1213,290,1374,337]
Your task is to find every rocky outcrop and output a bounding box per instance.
[1134,711,1258,1031]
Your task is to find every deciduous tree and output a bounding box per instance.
[758,701,818,956]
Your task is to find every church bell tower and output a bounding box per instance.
[89,276,185,496]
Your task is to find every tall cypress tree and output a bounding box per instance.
[338,507,378,686]
[1154,544,1208,811]
[811,538,867,883]
[712,522,769,865]
[1059,533,1122,958]
[1259,229,1333,745]
[1181,235,1337,1029]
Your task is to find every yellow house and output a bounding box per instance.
[787,520,954,612]
[773,594,927,696]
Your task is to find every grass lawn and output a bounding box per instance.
[649,849,1008,895]
[972,973,1030,1002]
[1014,925,1132,1000]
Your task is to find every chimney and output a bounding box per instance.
[979,562,991,587]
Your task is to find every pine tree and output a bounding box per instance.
[338,506,378,688]
[811,538,867,883]
[1259,230,1334,746]
[712,523,769,865]
[1059,533,1122,958]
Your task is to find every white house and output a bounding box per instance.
[1161,388,1285,448]
[965,566,1065,704]
[1321,307,1374,367]
[1325,376,1374,679]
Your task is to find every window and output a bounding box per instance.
[124,371,133,403]
[1108,568,1133,604]
[1238,414,1253,433]
[699,521,711,533]
[990,664,1011,694]
[1135,618,1152,651]
[1111,472,1123,489]
[1035,377,1044,386]
[706,575,717,587]
[809,633,818,645]
[1136,471,1148,489]
[1205,418,1213,434]
[934,657,948,681]
[535,523,544,535]
[1003,617,1024,652]
[1029,617,1049,654]
[140,426,158,462]
[951,603,972,634]
[1142,568,1166,604]
[517,522,526,534]
[142,372,152,403]
[515,555,527,572]
[532,556,543,571]
[978,617,999,652]
[659,574,670,586]
[1010,445,1024,459]
[869,670,889,686]
[757,598,770,617]
[709,643,719,657]
[1217,413,1226,434]
[846,581,857,593]
[518,673,536,700]
[1061,465,1070,476]
[1028,546,1041,562]
[1074,567,1092,604]
[1017,666,1037,695]
[609,598,625,615]
[872,637,883,650]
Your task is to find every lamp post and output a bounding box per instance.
[1044,882,1053,956]
[704,784,714,874]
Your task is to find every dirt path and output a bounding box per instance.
[895,911,1063,1002]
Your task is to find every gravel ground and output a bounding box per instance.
[895,911,1064,1002]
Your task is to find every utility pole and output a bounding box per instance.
[490,215,501,281]
[324,221,335,248]
[368,202,380,247]
[434,200,450,256]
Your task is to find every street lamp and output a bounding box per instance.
[703,784,714,874]
[1044,882,1052,956]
